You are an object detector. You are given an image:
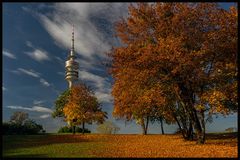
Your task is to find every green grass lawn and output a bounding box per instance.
[3,134,103,158]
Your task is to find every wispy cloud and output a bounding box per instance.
[25,49,50,62]
[17,68,41,78]
[55,56,64,62]
[57,72,65,76]
[78,70,112,103]
[2,86,7,91]
[32,106,53,113]
[37,3,128,60]
[26,41,34,48]
[33,100,45,105]
[95,91,113,103]
[79,70,106,89]
[11,68,51,88]
[39,114,51,119]
[25,41,51,62]
[7,105,53,113]
[3,50,17,59]
[40,78,50,87]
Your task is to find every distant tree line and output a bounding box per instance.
[3,111,45,135]
[58,126,91,134]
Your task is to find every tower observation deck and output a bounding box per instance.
[65,25,79,88]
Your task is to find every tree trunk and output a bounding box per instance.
[187,120,193,140]
[140,117,147,135]
[192,109,204,144]
[176,82,205,144]
[82,121,85,135]
[72,125,76,134]
[159,117,164,135]
[141,123,146,135]
[179,113,188,138]
[174,101,191,140]
[172,113,187,139]
[145,116,149,135]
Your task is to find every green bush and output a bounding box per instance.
[58,126,91,133]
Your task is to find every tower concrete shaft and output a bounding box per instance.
[65,24,79,88]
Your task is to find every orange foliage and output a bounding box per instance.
[63,83,107,126]
[108,2,237,143]
[89,134,237,158]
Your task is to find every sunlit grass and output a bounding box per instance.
[3,134,103,158]
[4,142,101,158]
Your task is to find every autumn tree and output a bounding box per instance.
[52,89,74,132]
[52,89,71,118]
[108,3,237,144]
[63,83,108,134]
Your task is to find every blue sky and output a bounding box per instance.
[2,3,237,133]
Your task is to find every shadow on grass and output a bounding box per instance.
[5,154,48,158]
[180,132,238,146]
[3,134,93,152]
[174,132,237,140]
[206,132,238,140]
[205,141,237,146]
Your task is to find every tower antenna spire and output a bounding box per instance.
[71,24,74,54]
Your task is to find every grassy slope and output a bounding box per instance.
[3,134,103,158]
[2,133,238,158]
